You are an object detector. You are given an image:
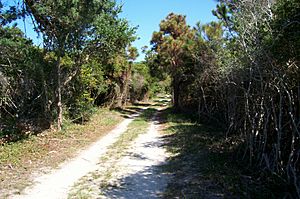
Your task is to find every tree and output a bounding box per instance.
[24,0,134,130]
[0,25,49,135]
[151,13,195,110]
[130,62,152,102]
[209,0,300,196]
[123,46,138,105]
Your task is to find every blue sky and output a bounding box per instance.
[117,0,218,61]
[15,0,218,61]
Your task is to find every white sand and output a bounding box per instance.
[11,115,137,199]
[101,113,170,199]
[11,109,170,199]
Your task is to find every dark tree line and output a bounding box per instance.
[0,0,154,140]
[149,0,299,197]
[1,0,299,196]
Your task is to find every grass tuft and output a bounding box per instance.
[0,108,123,197]
[68,106,157,198]
[160,108,245,198]
[160,108,285,199]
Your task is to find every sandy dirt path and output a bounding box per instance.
[10,108,170,199]
[11,114,138,199]
[100,112,170,199]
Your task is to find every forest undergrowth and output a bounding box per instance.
[161,108,292,199]
[0,108,122,197]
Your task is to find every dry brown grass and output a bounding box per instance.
[0,108,123,197]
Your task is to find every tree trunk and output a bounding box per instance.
[122,63,132,106]
[56,55,63,131]
[116,63,132,108]
[116,83,123,108]
[172,76,181,111]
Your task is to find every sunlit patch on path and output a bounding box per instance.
[101,113,170,199]
[11,116,137,199]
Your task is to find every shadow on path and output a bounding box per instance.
[101,109,171,199]
[102,162,170,199]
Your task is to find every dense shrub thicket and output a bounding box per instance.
[0,0,299,196]
[149,0,299,196]
[0,0,158,139]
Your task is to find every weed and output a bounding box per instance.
[0,108,122,197]
[160,108,241,198]
[68,106,157,198]
[160,108,282,199]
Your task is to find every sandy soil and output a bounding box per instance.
[11,114,138,199]
[11,109,170,199]
[100,112,170,199]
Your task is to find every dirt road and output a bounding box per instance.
[11,108,170,199]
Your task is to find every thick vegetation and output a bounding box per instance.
[149,0,299,197]
[0,0,299,197]
[0,0,157,140]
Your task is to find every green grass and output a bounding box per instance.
[160,108,244,198]
[103,107,156,161]
[0,108,123,198]
[0,96,167,198]
[68,107,157,198]
[160,108,283,199]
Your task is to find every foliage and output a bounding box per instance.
[150,13,196,110]
[129,62,153,102]
[210,1,300,197]
[0,26,49,137]
[143,47,170,96]
[22,0,136,130]
[0,0,137,137]
[1,0,299,196]
[150,0,300,196]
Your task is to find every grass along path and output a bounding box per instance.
[12,119,137,199]
[0,108,123,198]
[160,109,231,198]
[160,108,277,199]
[68,107,170,199]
